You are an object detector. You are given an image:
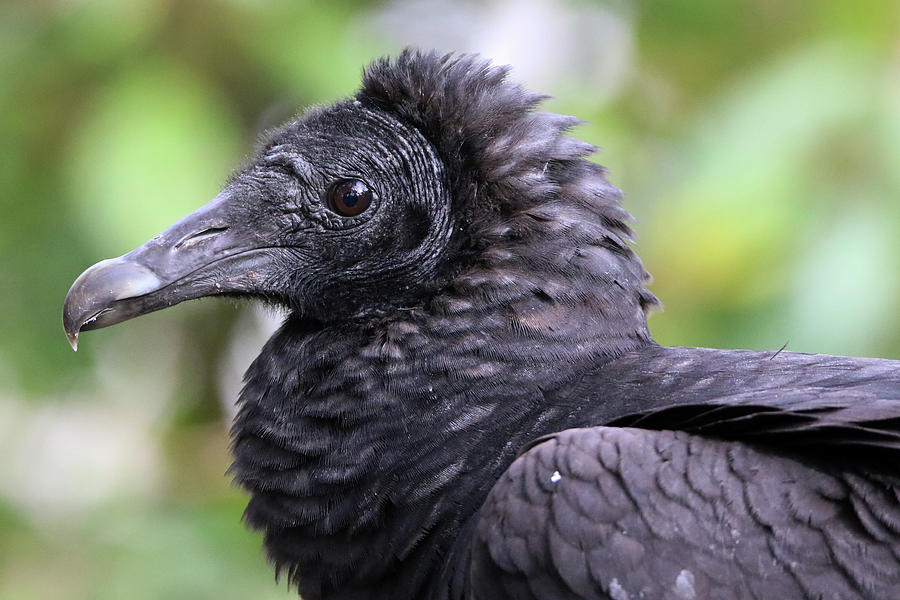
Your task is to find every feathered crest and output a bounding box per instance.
[359,51,578,181]
[359,51,589,219]
[358,49,658,314]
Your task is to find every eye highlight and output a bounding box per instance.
[325,179,375,217]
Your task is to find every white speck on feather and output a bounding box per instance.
[609,578,629,600]
[550,470,561,483]
[674,569,696,599]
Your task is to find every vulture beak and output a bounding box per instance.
[63,192,273,350]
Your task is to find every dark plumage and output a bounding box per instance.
[63,50,900,599]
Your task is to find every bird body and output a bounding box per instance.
[64,50,900,599]
[238,323,900,599]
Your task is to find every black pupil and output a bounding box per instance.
[327,180,372,216]
[342,190,359,207]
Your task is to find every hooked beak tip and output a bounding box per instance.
[66,330,79,352]
[62,258,164,350]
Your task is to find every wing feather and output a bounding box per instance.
[469,426,900,599]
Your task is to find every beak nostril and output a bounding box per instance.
[175,227,230,249]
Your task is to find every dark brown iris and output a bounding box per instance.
[325,179,374,217]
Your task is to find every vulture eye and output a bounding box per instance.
[325,179,375,217]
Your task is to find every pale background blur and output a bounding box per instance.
[2,1,899,598]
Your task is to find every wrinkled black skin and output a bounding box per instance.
[68,50,900,599]
[223,103,454,319]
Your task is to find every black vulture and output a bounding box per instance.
[63,50,900,600]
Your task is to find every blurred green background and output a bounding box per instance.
[2,0,899,598]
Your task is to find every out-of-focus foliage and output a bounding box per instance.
[1,0,898,597]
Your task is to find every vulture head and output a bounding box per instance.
[64,50,655,352]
